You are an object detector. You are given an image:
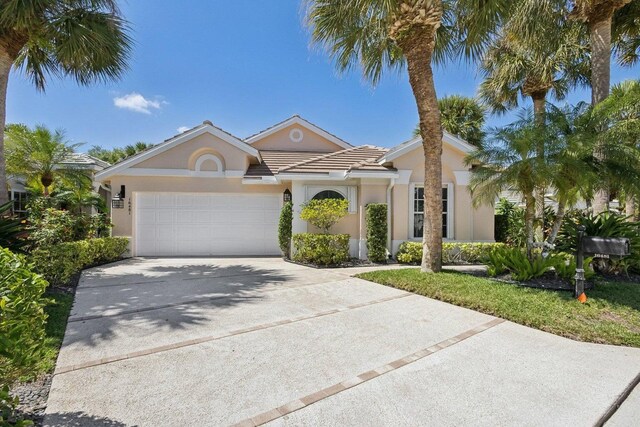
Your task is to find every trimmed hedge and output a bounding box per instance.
[278,202,293,258]
[30,237,129,287]
[292,233,350,266]
[366,203,387,263]
[396,241,507,265]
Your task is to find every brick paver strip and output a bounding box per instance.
[68,279,349,323]
[231,318,505,427]
[55,293,412,375]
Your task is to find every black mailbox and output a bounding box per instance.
[582,236,630,257]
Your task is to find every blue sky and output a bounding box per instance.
[6,0,639,151]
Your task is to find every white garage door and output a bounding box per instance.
[134,193,281,256]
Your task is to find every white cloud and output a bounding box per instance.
[177,126,190,133]
[113,92,164,114]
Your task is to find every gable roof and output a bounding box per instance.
[96,121,260,180]
[377,131,477,164]
[59,153,110,170]
[244,115,353,150]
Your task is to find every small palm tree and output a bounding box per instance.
[5,124,89,196]
[413,95,486,147]
[306,0,507,272]
[466,112,546,257]
[0,0,132,204]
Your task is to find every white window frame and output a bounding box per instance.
[9,189,28,217]
[305,185,357,213]
[408,182,454,240]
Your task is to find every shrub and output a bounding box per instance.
[366,204,387,263]
[0,201,26,252]
[485,246,556,281]
[556,211,640,274]
[552,252,596,283]
[30,237,129,287]
[278,202,293,258]
[27,207,78,247]
[300,198,348,233]
[396,241,506,265]
[292,233,350,266]
[494,213,509,243]
[0,248,48,422]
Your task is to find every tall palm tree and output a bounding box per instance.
[413,95,486,147]
[569,0,639,212]
[89,141,153,164]
[306,0,507,272]
[0,0,132,204]
[5,124,89,196]
[479,2,589,243]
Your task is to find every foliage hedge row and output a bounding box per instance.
[278,202,293,258]
[292,233,350,266]
[0,248,49,392]
[30,237,129,287]
[396,241,507,265]
[366,203,387,263]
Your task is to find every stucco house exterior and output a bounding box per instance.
[95,116,494,259]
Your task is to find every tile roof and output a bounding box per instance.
[245,146,393,177]
[59,153,110,169]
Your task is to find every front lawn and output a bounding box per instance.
[357,269,640,348]
[34,290,74,377]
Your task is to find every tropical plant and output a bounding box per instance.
[479,5,589,242]
[4,124,90,196]
[51,186,107,215]
[467,111,546,257]
[568,0,640,212]
[0,201,25,252]
[306,0,508,272]
[0,0,132,204]
[413,95,486,146]
[485,245,556,281]
[0,248,48,425]
[365,203,387,263]
[278,202,293,258]
[88,141,154,165]
[292,233,350,266]
[300,198,348,233]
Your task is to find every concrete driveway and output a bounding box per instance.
[44,258,640,426]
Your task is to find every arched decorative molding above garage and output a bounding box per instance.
[194,153,224,175]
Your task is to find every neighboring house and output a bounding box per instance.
[95,116,494,259]
[7,153,111,216]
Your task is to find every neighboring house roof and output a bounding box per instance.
[96,121,260,180]
[59,153,110,170]
[377,131,477,164]
[244,115,353,150]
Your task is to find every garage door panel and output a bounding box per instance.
[135,193,281,256]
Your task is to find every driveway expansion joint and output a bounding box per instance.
[232,317,505,427]
[55,293,413,376]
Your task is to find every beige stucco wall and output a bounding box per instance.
[250,124,345,152]
[389,143,494,245]
[109,175,288,237]
[134,133,252,171]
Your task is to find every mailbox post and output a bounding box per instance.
[575,226,586,298]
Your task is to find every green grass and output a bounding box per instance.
[357,269,640,347]
[33,290,74,376]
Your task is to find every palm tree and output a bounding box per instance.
[591,79,640,220]
[569,0,639,212]
[89,141,153,164]
[306,0,507,272]
[413,95,486,146]
[0,0,132,204]
[466,112,546,258]
[479,5,589,243]
[5,124,90,196]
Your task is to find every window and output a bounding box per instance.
[11,191,28,218]
[413,186,449,239]
[312,190,345,200]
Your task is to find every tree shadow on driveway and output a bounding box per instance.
[62,262,292,349]
[43,411,131,427]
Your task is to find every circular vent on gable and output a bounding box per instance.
[289,128,304,143]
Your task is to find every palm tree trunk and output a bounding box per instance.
[404,31,443,273]
[590,16,612,214]
[524,192,535,260]
[546,199,566,247]
[532,94,546,244]
[625,194,636,221]
[0,48,11,205]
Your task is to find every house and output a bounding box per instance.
[95,116,494,258]
[7,153,110,217]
